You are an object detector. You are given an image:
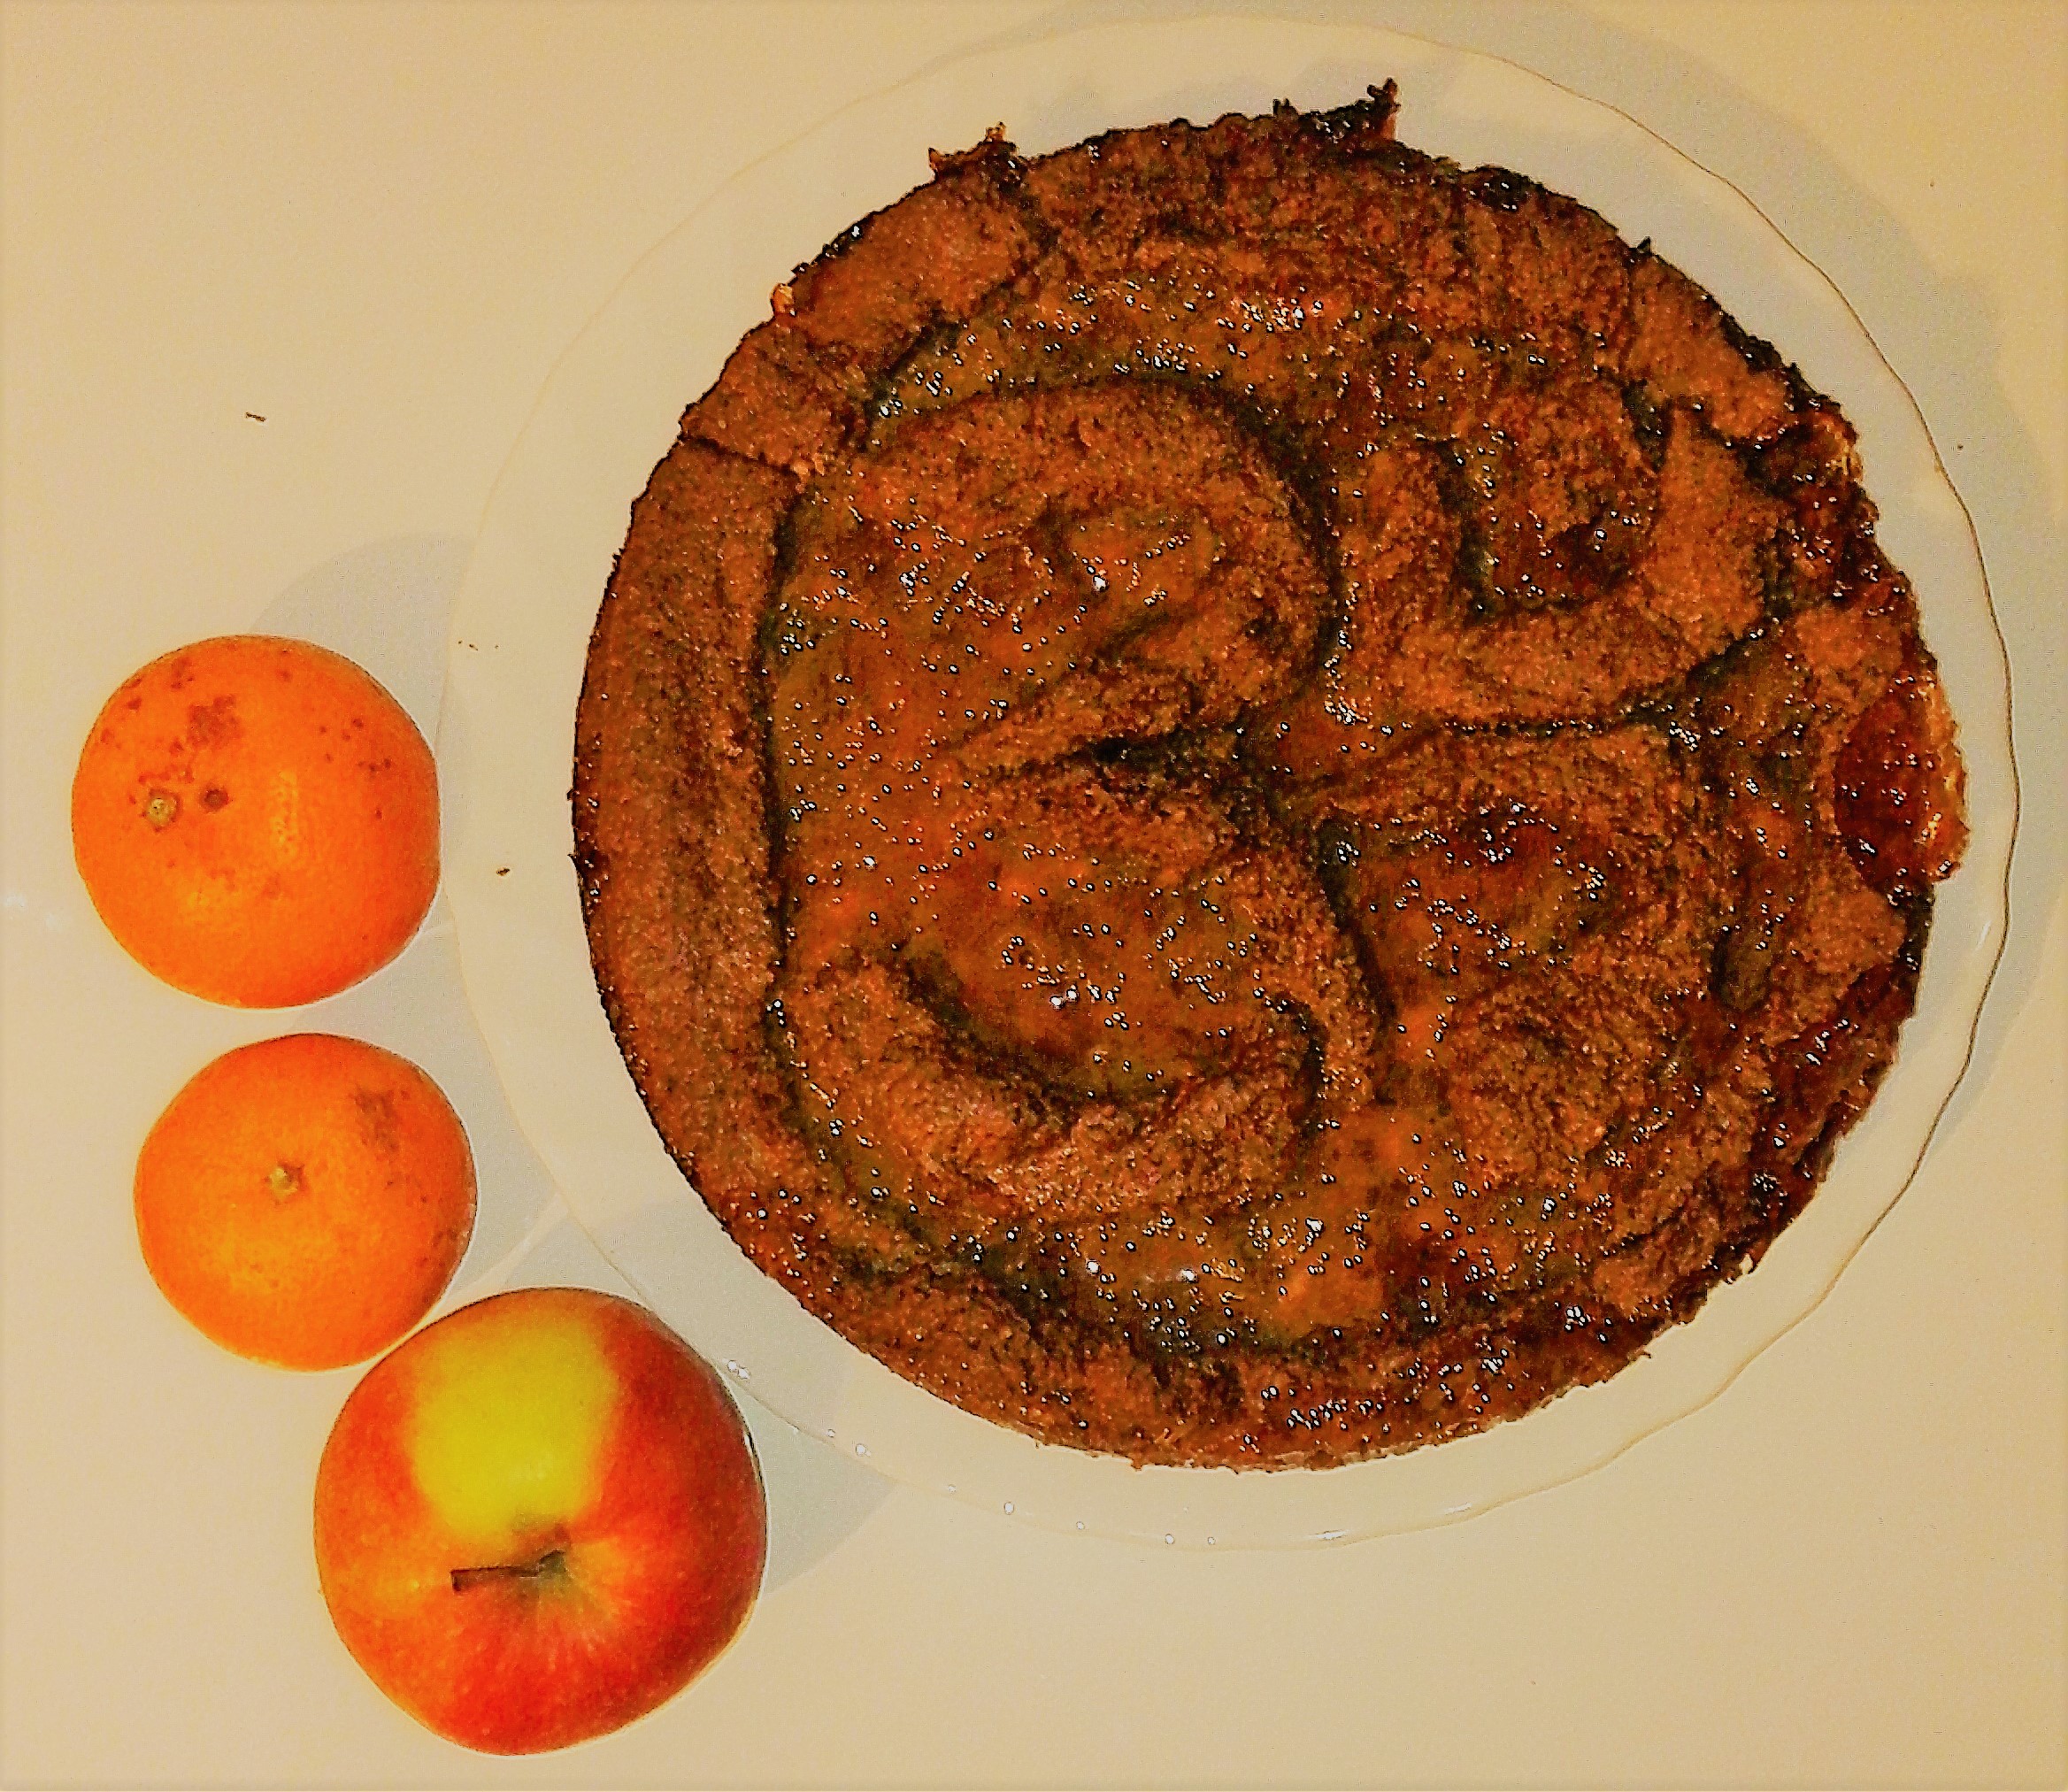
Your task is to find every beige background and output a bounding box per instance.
[4,2,2062,1785]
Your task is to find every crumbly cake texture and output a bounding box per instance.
[573,88,1966,1468]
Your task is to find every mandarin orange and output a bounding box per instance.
[135,1033,476,1370]
[73,635,439,1006]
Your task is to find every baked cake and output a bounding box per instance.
[573,88,1966,1467]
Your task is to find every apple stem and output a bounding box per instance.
[450,1547,568,1594]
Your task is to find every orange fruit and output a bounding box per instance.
[135,1033,476,1370]
[72,635,439,1007]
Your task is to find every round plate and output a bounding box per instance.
[442,17,2014,1547]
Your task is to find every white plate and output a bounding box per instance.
[441,17,2014,1548]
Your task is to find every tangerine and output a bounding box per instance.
[72,635,439,1007]
[135,1033,476,1370]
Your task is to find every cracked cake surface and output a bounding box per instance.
[573,87,1966,1468]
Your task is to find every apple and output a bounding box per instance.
[312,1287,766,1754]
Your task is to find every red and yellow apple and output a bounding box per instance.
[312,1287,766,1754]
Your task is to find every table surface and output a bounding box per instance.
[4,4,2063,1785]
